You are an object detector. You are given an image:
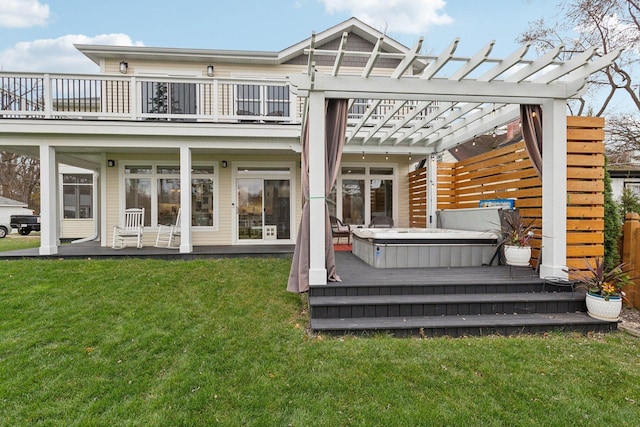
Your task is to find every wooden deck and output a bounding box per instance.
[310,252,617,337]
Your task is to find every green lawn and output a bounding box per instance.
[0,233,41,252]
[1,257,639,426]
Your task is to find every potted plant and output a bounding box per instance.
[569,258,634,321]
[500,210,536,266]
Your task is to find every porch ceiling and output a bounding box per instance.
[289,33,621,155]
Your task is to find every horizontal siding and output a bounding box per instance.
[60,219,95,239]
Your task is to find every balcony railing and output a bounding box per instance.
[0,72,302,123]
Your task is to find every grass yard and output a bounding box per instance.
[0,233,41,252]
[1,257,639,426]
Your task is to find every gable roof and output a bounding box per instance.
[0,196,28,207]
[76,17,410,67]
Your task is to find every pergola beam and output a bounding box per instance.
[291,73,581,101]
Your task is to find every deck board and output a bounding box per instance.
[329,251,539,287]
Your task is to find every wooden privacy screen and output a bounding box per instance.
[409,116,605,271]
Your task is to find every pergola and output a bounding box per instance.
[289,31,621,287]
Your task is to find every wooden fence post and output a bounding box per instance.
[622,212,640,308]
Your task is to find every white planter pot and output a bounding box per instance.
[504,245,531,266]
[585,292,622,322]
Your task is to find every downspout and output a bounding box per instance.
[71,169,99,244]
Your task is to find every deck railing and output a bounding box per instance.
[0,72,301,123]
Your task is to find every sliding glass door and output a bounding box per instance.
[236,166,292,242]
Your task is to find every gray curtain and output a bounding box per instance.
[520,104,543,178]
[287,98,348,293]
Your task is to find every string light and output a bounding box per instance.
[492,127,497,138]
[385,152,389,160]
[362,151,365,160]
[408,152,412,161]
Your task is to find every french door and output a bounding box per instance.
[236,177,291,242]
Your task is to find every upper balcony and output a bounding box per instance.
[0,72,302,124]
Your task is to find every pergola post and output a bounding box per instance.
[426,154,438,228]
[308,91,327,285]
[179,146,193,253]
[540,99,567,278]
[39,144,58,255]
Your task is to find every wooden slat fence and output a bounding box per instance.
[408,116,605,272]
[622,213,640,308]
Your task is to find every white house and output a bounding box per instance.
[0,18,621,287]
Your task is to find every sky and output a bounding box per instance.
[0,0,559,74]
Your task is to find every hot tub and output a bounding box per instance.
[351,227,499,268]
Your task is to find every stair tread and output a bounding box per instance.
[310,292,583,307]
[311,312,613,331]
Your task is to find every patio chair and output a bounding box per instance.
[369,216,394,228]
[330,215,350,244]
[155,208,181,249]
[112,208,145,249]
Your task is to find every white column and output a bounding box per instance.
[100,155,109,247]
[39,144,58,255]
[426,154,438,228]
[539,99,567,278]
[179,146,193,253]
[308,91,327,285]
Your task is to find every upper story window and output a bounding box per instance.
[236,84,289,117]
[141,82,197,115]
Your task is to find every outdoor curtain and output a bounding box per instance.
[287,98,348,293]
[520,104,543,178]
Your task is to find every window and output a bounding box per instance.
[141,82,197,115]
[370,167,394,220]
[124,163,216,227]
[335,166,396,226]
[192,166,214,226]
[236,84,289,117]
[266,86,289,117]
[236,84,260,116]
[625,182,640,197]
[63,174,93,218]
[157,165,181,226]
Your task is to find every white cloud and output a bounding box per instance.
[0,34,144,73]
[0,0,50,28]
[319,0,453,34]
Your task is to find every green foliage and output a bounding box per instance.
[1,258,640,425]
[619,186,640,219]
[604,160,622,270]
[500,210,536,247]
[568,257,633,300]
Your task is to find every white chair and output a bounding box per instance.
[112,208,145,249]
[155,208,181,249]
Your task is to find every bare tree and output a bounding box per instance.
[519,0,640,116]
[0,151,40,212]
[1,76,43,211]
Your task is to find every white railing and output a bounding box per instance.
[0,71,301,124]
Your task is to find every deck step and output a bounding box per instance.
[309,279,552,297]
[310,292,585,319]
[311,313,618,337]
